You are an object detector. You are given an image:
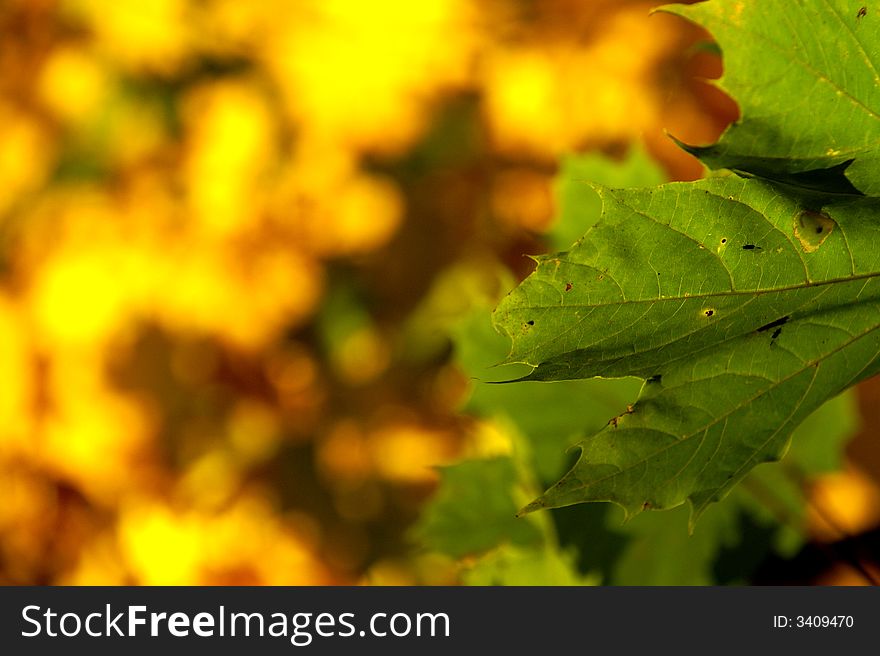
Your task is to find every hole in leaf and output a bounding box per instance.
[704,309,715,317]
[794,210,835,252]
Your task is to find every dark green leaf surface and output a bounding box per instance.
[454,309,640,482]
[601,389,859,584]
[664,0,880,196]
[495,177,880,523]
[411,457,542,558]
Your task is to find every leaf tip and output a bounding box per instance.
[650,1,707,23]
[515,498,546,518]
[686,504,704,535]
[665,130,702,156]
[649,3,696,22]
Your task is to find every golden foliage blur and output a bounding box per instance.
[4,0,866,587]
[808,466,880,543]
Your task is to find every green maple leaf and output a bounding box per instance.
[493,0,879,526]
[419,145,859,581]
[665,0,880,196]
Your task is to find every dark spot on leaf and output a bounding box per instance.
[742,244,761,251]
[858,6,867,19]
[647,374,662,384]
[771,327,782,340]
[757,315,789,332]
[721,238,727,244]
[565,282,572,292]
[642,501,652,511]
[815,225,823,234]
[704,309,714,317]
[526,320,535,326]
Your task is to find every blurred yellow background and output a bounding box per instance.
[0,0,876,585]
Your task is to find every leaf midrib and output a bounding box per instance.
[504,269,879,312]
